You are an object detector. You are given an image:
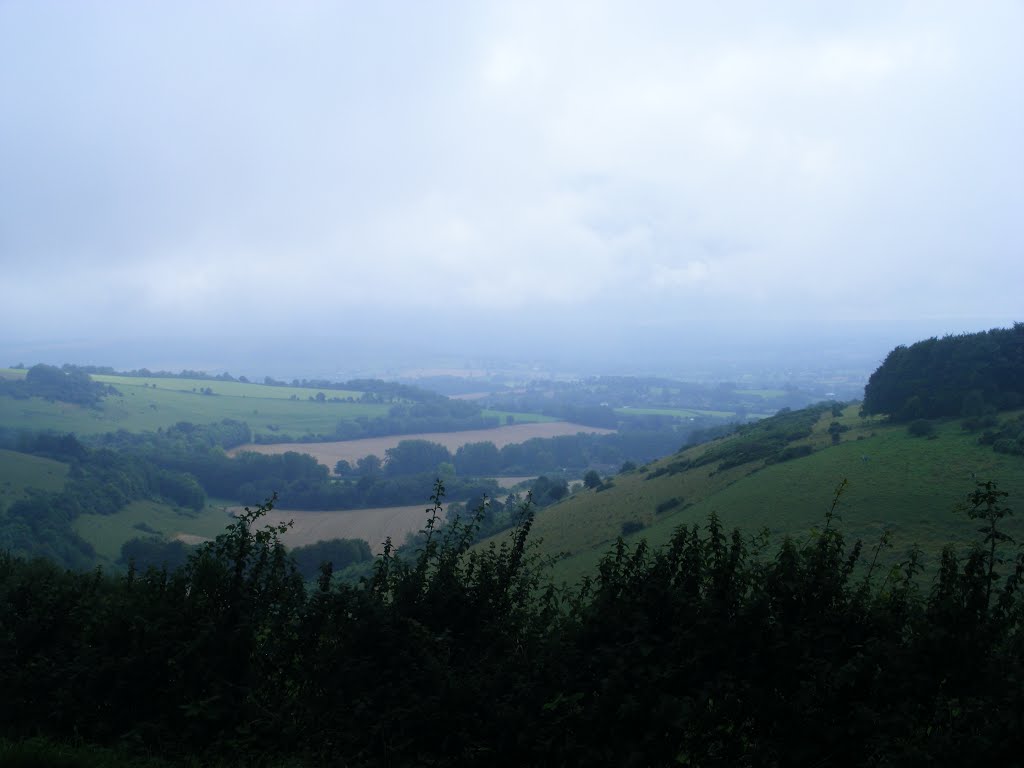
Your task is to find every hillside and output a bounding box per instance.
[480,403,1024,585]
[0,449,69,502]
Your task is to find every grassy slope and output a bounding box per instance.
[498,405,1024,585]
[0,449,69,502]
[0,370,389,437]
[71,499,236,563]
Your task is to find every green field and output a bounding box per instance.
[0,370,560,440]
[614,406,767,419]
[0,449,69,502]
[89,374,364,401]
[488,406,1024,585]
[0,370,389,437]
[71,499,236,563]
[734,388,788,398]
[481,409,558,424]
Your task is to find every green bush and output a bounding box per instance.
[3,480,1024,766]
[620,519,645,536]
[655,497,682,514]
[908,419,935,437]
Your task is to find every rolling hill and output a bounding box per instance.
[479,403,1024,585]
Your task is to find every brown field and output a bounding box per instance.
[229,421,614,470]
[495,476,535,489]
[216,503,449,554]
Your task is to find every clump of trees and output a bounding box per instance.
[1,481,1022,765]
[646,403,832,477]
[0,364,119,407]
[862,323,1024,421]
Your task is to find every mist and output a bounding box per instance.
[2,1,1021,378]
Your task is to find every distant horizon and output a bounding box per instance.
[3,318,1017,387]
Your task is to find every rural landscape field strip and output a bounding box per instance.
[229,420,615,467]
[0,371,391,436]
[223,503,447,554]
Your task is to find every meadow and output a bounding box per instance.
[487,406,1024,585]
[71,500,235,563]
[0,369,389,437]
[0,449,69,502]
[0,369,558,442]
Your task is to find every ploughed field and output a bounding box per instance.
[229,421,615,469]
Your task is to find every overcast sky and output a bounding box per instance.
[1,1,1021,373]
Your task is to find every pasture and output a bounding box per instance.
[480,409,557,424]
[229,420,616,469]
[482,406,1024,586]
[0,449,69,501]
[0,371,389,437]
[90,374,365,401]
[72,499,235,562]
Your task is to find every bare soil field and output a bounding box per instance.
[494,476,535,489]
[229,421,614,470]
[218,503,448,554]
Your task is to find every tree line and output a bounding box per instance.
[335,431,685,480]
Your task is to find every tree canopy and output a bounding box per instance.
[863,323,1024,420]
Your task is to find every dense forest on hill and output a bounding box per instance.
[1,482,1021,766]
[863,323,1024,421]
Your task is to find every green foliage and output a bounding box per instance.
[827,419,849,444]
[863,323,1024,420]
[452,440,502,475]
[686,402,829,471]
[454,432,684,476]
[2,481,1024,764]
[530,475,569,505]
[908,418,936,437]
[0,736,164,768]
[620,519,645,536]
[655,496,682,514]
[383,439,453,476]
[978,413,1024,457]
[0,364,119,408]
[765,443,814,463]
[289,537,373,580]
[119,536,193,571]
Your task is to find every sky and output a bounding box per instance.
[1,1,1021,376]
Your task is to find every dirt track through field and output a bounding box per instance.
[229,421,614,470]
[220,503,448,554]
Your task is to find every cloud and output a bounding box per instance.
[1,0,1021,361]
